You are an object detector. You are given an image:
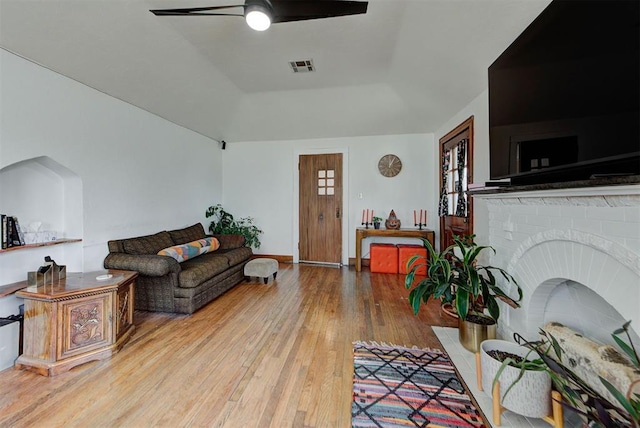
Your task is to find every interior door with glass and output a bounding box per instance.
[439,117,474,250]
[299,153,343,265]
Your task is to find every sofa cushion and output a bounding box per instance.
[123,231,174,255]
[211,234,246,250]
[157,238,220,263]
[169,223,207,245]
[218,247,253,266]
[178,253,230,288]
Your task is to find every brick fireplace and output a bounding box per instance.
[473,184,640,345]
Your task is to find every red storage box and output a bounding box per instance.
[397,244,428,275]
[370,243,398,273]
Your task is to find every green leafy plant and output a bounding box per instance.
[494,322,640,428]
[404,234,522,322]
[205,204,263,249]
[372,216,383,223]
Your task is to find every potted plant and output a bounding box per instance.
[489,322,640,428]
[480,337,553,425]
[205,204,263,249]
[372,216,383,229]
[405,234,522,352]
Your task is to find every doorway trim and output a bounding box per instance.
[292,147,349,265]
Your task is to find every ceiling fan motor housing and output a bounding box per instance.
[245,0,273,30]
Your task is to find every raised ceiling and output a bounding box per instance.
[0,0,550,143]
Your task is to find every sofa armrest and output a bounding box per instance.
[210,234,246,249]
[104,253,181,277]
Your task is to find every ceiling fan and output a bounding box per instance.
[150,0,368,31]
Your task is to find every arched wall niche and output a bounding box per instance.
[0,156,83,285]
[0,156,82,239]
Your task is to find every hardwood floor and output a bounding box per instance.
[0,263,458,427]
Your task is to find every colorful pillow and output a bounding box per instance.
[157,237,220,262]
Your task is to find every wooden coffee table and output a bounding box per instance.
[15,270,137,376]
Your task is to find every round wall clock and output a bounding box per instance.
[378,154,402,177]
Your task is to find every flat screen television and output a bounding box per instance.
[488,0,639,186]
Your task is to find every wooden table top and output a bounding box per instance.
[16,270,137,300]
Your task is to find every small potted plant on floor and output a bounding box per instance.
[372,216,383,229]
[480,336,553,424]
[405,234,522,352]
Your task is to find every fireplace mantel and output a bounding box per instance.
[470,175,640,196]
[473,183,640,204]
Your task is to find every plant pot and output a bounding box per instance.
[480,339,551,418]
[373,222,381,229]
[458,314,496,353]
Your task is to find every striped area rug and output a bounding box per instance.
[351,342,484,428]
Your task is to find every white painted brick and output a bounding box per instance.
[550,217,572,229]
[510,204,535,215]
[560,204,587,219]
[587,206,625,221]
[526,214,552,228]
[512,214,527,225]
[625,238,640,254]
[517,223,546,236]
[537,204,562,218]
[572,217,602,234]
[558,241,575,275]
[602,220,639,241]
[482,190,640,347]
[624,206,640,223]
[592,256,621,296]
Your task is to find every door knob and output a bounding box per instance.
[336,208,340,218]
[319,213,324,220]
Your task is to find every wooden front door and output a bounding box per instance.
[299,153,343,265]
[439,117,474,250]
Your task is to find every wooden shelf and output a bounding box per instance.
[0,280,29,298]
[0,239,82,254]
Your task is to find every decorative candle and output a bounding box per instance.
[414,210,416,224]
[371,210,374,223]
[362,209,365,223]
[423,210,427,224]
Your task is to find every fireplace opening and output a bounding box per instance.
[541,279,639,346]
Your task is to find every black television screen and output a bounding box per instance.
[488,0,639,185]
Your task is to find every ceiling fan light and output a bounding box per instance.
[245,7,271,31]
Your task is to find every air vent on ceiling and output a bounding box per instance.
[289,59,315,73]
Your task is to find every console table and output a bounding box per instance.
[355,228,435,272]
[15,270,137,376]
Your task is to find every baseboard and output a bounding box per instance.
[348,258,370,267]
[252,255,372,266]
[250,254,293,263]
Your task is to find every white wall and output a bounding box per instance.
[221,133,436,260]
[0,49,223,289]
[433,89,491,247]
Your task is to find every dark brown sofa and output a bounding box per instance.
[103,223,252,314]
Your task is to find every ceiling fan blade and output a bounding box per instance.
[270,0,368,23]
[150,5,244,16]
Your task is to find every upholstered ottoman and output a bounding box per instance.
[244,258,278,284]
[370,243,398,274]
[397,244,428,275]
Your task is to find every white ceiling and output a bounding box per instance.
[0,0,550,143]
